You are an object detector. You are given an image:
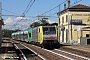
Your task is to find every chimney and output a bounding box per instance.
[64,4,66,10]
[68,0,70,8]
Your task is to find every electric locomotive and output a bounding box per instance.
[32,26,60,49]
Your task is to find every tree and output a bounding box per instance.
[40,20,49,25]
[3,29,21,38]
[30,20,50,28]
[30,22,40,28]
[3,29,12,38]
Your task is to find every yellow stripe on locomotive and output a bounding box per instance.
[38,26,43,44]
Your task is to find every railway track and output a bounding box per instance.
[3,39,89,60]
[13,40,90,60]
[12,40,46,60]
[32,44,90,60]
[52,49,90,60]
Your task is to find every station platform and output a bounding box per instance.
[62,45,90,53]
[60,43,90,58]
[0,39,18,60]
[60,42,90,53]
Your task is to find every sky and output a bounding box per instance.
[0,0,90,30]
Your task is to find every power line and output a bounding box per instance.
[41,0,68,15]
[22,0,35,16]
[25,0,35,15]
[22,0,33,16]
[41,5,59,15]
[2,9,20,16]
[41,0,83,18]
[36,0,68,21]
[2,14,20,17]
[71,0,82,6]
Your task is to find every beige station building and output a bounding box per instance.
[57,0,90,45]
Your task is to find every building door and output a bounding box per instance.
[62,31,64,42]
[87,39,90,45]
[66,29,68,43]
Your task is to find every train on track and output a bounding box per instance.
[12,26,60,49]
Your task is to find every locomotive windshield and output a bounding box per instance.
[43,27,56,35]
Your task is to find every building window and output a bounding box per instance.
[62,16,64,23]
[66,15,68,22]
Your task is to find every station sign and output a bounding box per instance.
[70,20,82,25]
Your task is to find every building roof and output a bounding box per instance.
[70,4,90,9]
[57,4,90,16]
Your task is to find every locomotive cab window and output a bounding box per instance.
[49,27,55,31]
[43,27,56,35]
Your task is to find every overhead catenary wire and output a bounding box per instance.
[41,0,68,15]
[41,0,82,16]
[44,0,82,19]
[71,0,82,6]
[22,0,33,16]
[24,0,35,15]
[2,9,20,16]
[22,0,35,16]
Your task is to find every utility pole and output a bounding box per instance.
[0,2,4,48]
[58,4,61,42]
[0,2,1,20]
[0,2,3,48]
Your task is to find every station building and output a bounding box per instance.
[57,1,90,45]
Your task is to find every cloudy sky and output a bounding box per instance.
[4,16,55,30]
[4,17,33,30]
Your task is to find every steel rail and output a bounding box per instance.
[20,43,46,60]
[55,49,90,60]
[14,44,28,60]
[31,45,74,60]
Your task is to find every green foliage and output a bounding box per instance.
[30,22,40,28]
[40,20,49,25]
[30,20,49,28]
[3,29,21,38]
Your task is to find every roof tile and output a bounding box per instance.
[70,4,90,8]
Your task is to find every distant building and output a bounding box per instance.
[57,0,90,45]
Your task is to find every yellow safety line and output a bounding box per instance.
[3,42,8,60]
